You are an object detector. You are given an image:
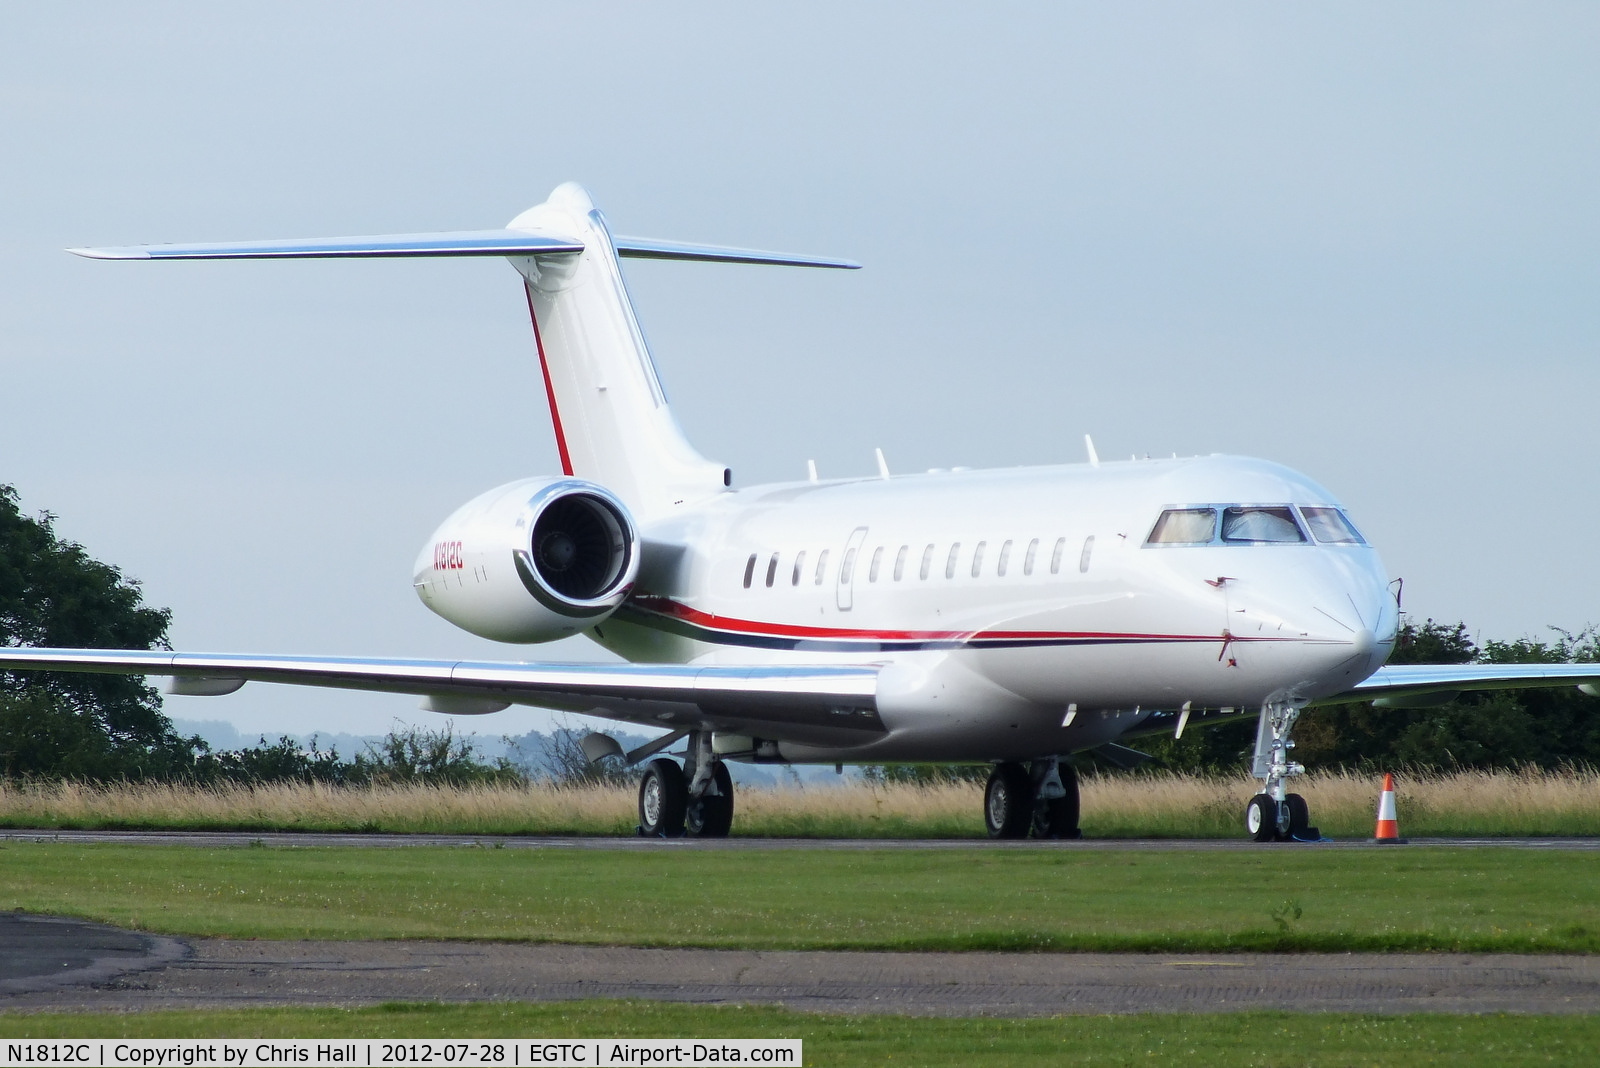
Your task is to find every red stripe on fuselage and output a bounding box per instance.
[627,595,1245,645]
[525,282,574,477]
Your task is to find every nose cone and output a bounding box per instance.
[1301,623,1389,697]
[1223,546,1395,699]
[1345,624,1392,683]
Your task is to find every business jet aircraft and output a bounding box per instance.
[6,183,1598,841]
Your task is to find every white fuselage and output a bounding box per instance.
[397,184,1398,765]
[573,452,1396,763]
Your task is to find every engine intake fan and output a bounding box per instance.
[514,484,636,616]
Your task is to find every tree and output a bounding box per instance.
[0,484,192,779]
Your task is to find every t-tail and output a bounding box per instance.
[71,182,858,519]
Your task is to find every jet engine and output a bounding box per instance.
[414,477,638,643]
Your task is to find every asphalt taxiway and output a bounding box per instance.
[5,913,1600,1017]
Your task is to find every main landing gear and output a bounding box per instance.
[984,757,1081,839]
[637,730,734,838]
[1245,699,1319,842]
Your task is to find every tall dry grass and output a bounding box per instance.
[1,767,1596,837]
[1079,766,1600,837]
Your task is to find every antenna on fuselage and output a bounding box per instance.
[806,459,818,483]
[1084,434,1100,468]
[874,448,890,480]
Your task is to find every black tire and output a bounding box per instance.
[1245,793,1279,843]
[1031,762,1081,839]
[686,762,735,838]
[985,762,1033,839]
[638,758,688,837]
[1282,793,1311,841]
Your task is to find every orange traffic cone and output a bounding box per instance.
[1372,772,1407,843]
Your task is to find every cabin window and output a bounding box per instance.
[1050,537,1065,574]
[920,544,934,580]
[743,553,757,589]
[894,545,908,581]
[997,540,1012,577]
[1023,538,1038,576]
[840,547,857,584]
[792,550,807,586]
[1221,506,1305,544]
[1079,535,1095,573]
[814,549,829,585]
[765,552,779,587]
[868,546,884,582]
[1147,508,1218,545]
[1300,506,1365,544]
[971,541,986,577]
[945,543,960,579]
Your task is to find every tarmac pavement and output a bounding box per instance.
[5,913,1600,1017]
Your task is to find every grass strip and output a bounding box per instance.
[2,843,1597,953]
[4,767,1599,838]
[0,1001,1596,1066]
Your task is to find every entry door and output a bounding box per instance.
[836,526,869,611]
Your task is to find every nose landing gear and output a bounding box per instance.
[1246,700,1319,842]
[984,757,1081,839]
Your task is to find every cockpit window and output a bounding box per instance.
[1300,506,1366,545]
[1221,506,1305,543]
[1147,508,1217,545]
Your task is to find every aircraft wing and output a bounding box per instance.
[1323,663,1600,707]
[0,648,884,737]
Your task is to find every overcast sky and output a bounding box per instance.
[2,3,1597,739]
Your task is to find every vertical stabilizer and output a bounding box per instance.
[506,184,726,519]
[68,183,856,520]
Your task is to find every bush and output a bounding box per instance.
[352,723,524,786]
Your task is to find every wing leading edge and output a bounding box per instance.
[0,648,884,738]
[1325,662,1600,707]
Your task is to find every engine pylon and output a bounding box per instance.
[1372,772,1407,844]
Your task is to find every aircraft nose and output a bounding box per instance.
[1305,601,1393,692]
[1350,624,1388,675]
[1220,551,1394,696]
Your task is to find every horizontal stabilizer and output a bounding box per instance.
[68,230,587,260]
[69,232,858,269]
[613,236,859,269]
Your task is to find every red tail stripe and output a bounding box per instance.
[525,282,573,477]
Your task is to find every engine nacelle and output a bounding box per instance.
[413,477,638,643]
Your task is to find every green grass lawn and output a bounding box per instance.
[0,1002,1595,1066]
[2,842,1597,953]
